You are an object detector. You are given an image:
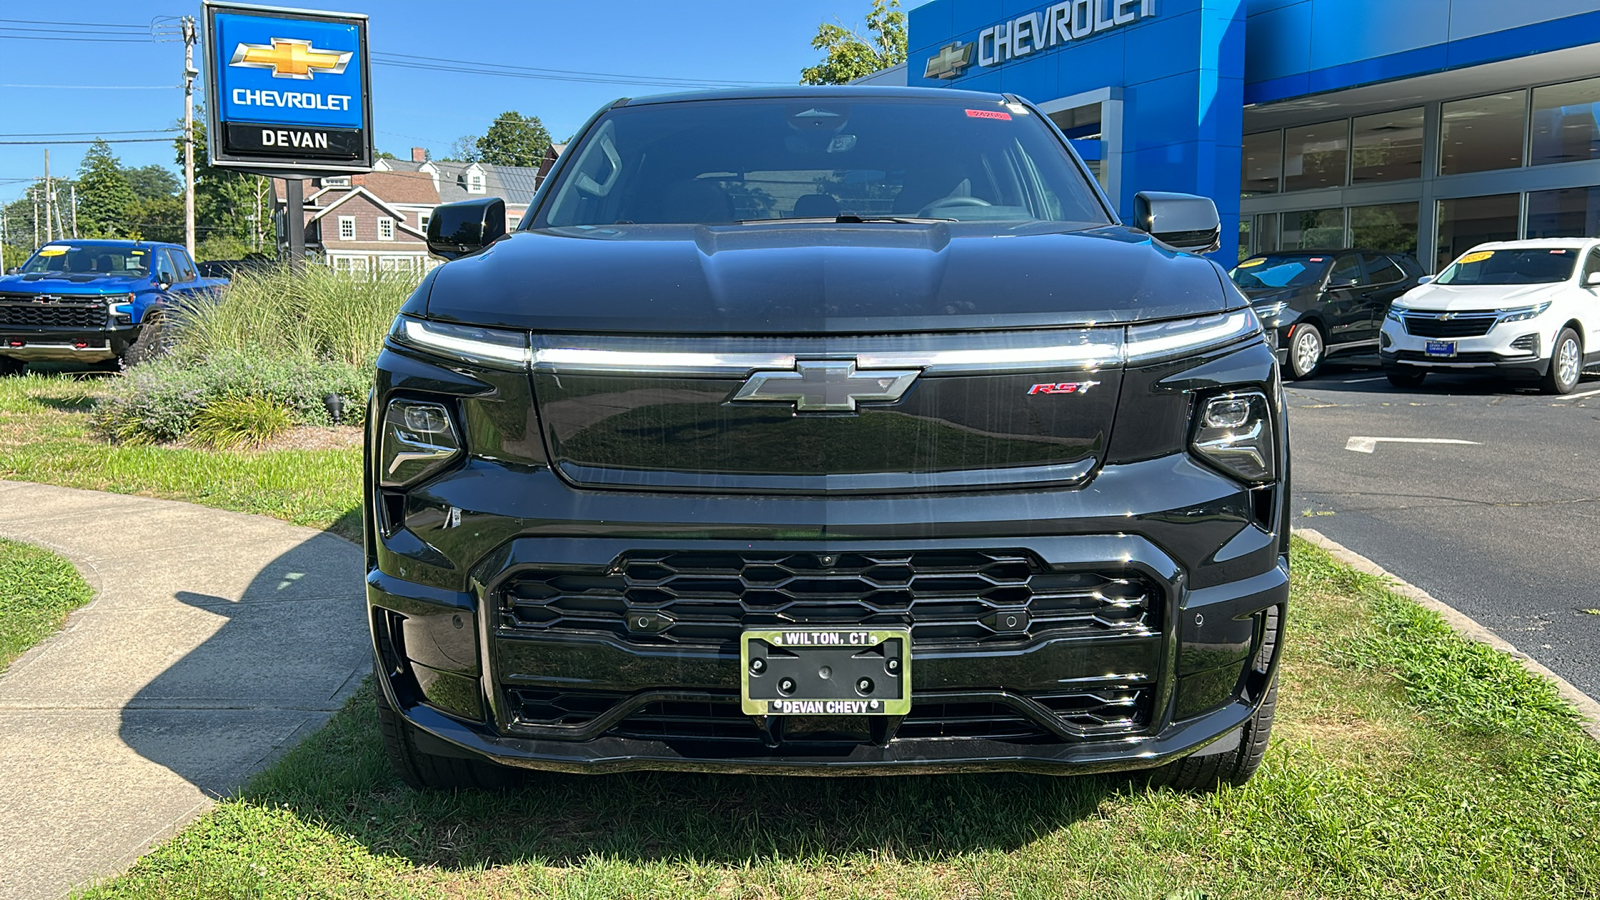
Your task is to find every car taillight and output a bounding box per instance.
[1191,390,1275,483]
[378,398,462,488]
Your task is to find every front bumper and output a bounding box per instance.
[0,325,138,363]
[1379,317,1550,375]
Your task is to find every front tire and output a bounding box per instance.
[374,665,519,791]
[1543,328,1582,395]
[123,313,169,367]
[0,357,24,377]
[1287,323,1324,380]
[1148,606,1280,790]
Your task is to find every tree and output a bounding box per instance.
[440,135,479,163]
[76,140,138,238]
[476,112,551,168]
[800,0,907,85]
[175,111,273,251]
[125,195,185,244]
[123,164,180,201]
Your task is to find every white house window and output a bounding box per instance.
[418,213,431,232]
[338,216,356,240]
[467,172,486,194]
[377,217,395,241]
[322,176,351,187]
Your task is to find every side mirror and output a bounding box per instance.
[1132,191,1220,254]
[427,197,508,260]
[157,281,171,291]
[1417,275,1435,285]
[4,267,17,275]
[1586,272,1600,288]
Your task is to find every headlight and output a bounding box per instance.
[1125,309,1261,363]
[389,316,529,370]
[1386,305,1407,323]
[378,398,463,488]
[1253,301,1288,319]
[1496,301,1552,324]
[1191,391,1275,484]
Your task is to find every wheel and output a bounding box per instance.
[123,313,169,367]
[1286,323,1324,380]
[1148,605,1281,790]
[1543,327,1582,395]
[1385,367,1426,388]
[374,663,519,791]
[0,357,24,377]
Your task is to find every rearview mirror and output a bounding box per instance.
[1132,191,1220,254]
[426,197,508,260]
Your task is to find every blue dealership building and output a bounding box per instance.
[865,0,1600,268]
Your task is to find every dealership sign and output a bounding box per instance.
[924,0,1156,80]
[203,1,373,174]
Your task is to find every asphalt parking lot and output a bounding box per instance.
[1285,355,1600,702]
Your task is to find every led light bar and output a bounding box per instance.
[390,317,530,370]
[1124,309,1260,363]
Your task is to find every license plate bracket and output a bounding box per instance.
[740,629,910,716]
[1425,340,1457,358]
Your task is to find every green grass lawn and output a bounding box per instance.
[0,372,362,540]
[73,539,1600,900]
[0,538,95,671]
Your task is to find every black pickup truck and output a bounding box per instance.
[364,87,1289,790]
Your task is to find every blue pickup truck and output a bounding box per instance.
[0,239,228,373]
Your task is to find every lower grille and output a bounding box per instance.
[1391,350,1504,364]
[0,297,107,329]
[1402,312,1497,338]
[500,549,1159,648]
[505,686,1153,743]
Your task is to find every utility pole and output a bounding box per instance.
[31,187,38,248]
[70,184,78,239]
[43,149,52,243]
[182,16,199,258]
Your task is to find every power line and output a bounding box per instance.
[0,138,176,145]
[0,17,148,29]
[370,52,787,89]
[0,34,154,43]
[1,129,178,137]
[2,83,178,90]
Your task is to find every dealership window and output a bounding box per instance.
[1349,203,1420,257]
[1351,108,1424,183]
[377,217,395,241]
[1531,77,1600,166]
[1434,194,1519,271]
[1253,214,1279,254]
[1241,131,1281,196]
[338,216,356,241]
[1526,186,1600,238]
[1280,208,1344,250]
[1283,120,1348,192]
[1440,91,1526,175]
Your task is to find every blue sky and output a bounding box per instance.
[0,0,928,203]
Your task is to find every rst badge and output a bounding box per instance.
[1028,380,1100,395]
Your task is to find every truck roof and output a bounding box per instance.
[37,238,187,252]
[617,85,1011,108]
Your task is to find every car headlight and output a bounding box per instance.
[389,316,530,370]
[378,398,463,488]
[1253,301,1288,319]
[1191,391,1275,484]
[1496,301,1552,324]
[1124,308,1261,363]
[1386,305,1407,323]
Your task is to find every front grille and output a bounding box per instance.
[1391,350,1504,364]
[0,295,106,329]
[1402,312,1497,338]
[500,550,1158,647]
[504,686,1153,743]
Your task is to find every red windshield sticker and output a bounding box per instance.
[1309,257,1326,262]
[1553,249,1572,254]
[966,109,1012,120]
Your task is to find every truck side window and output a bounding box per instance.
[171,250,197,283]
[1583,249,1600,285]
[154,251,178,285]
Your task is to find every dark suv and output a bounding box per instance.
[1229,250,1426,379]
[365,87,1289,790]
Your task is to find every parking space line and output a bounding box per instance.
[1341,376,1386,384]
[1345,436,1480,454]
[1561,386,1600,400]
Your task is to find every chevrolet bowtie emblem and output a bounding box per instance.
[1437,312,1456,320]
[731,360,919,413]
[924,42,974,80]
[229,38,351,80]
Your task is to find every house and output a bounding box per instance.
[274,146,557,272]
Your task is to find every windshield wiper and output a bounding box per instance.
[738,214,956,225]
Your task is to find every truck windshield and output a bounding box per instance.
[20,244,150,277]
[1229,255,1332,290]
[538,97,1111,228]
[1436,248,1578,285]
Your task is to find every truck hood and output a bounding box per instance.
[421,222,1233,334]
[0,272,142,296]
[1398,282,1564,312]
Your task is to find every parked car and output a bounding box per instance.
[197,256,278,280]
[0,239,227,373]
[1380,239,1600,393]
[365,87,1288,791]
[1229,249,1426,379]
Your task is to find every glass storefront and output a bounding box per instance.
[1351,108,1424,183]
[1242,131,1282,196]
[1280,208,1344,249]
[1527,186,1600,237]
[1283,120,1348,191]
[1350,203,1420,256]
[1531,77,1600,166]
[1435,194,1520,270]
[1439,91,1525,174]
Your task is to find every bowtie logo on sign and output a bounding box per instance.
[229,38,351,80]
[923,42,974,79]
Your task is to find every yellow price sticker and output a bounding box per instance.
[1457,250,1494,265]
[1237,258,1266,268]
[37,247,68,257]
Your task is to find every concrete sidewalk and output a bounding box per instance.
[0,482,369,900]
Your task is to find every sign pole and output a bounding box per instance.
[183,16,199,258]
[285,177,305,270]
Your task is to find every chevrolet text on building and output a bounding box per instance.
[926,0,1156,78]
[202,1,373,175]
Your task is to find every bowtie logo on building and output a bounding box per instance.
[924,42,974,79]
[228,38,351,80]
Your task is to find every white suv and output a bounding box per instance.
[1380,238,1600,394]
